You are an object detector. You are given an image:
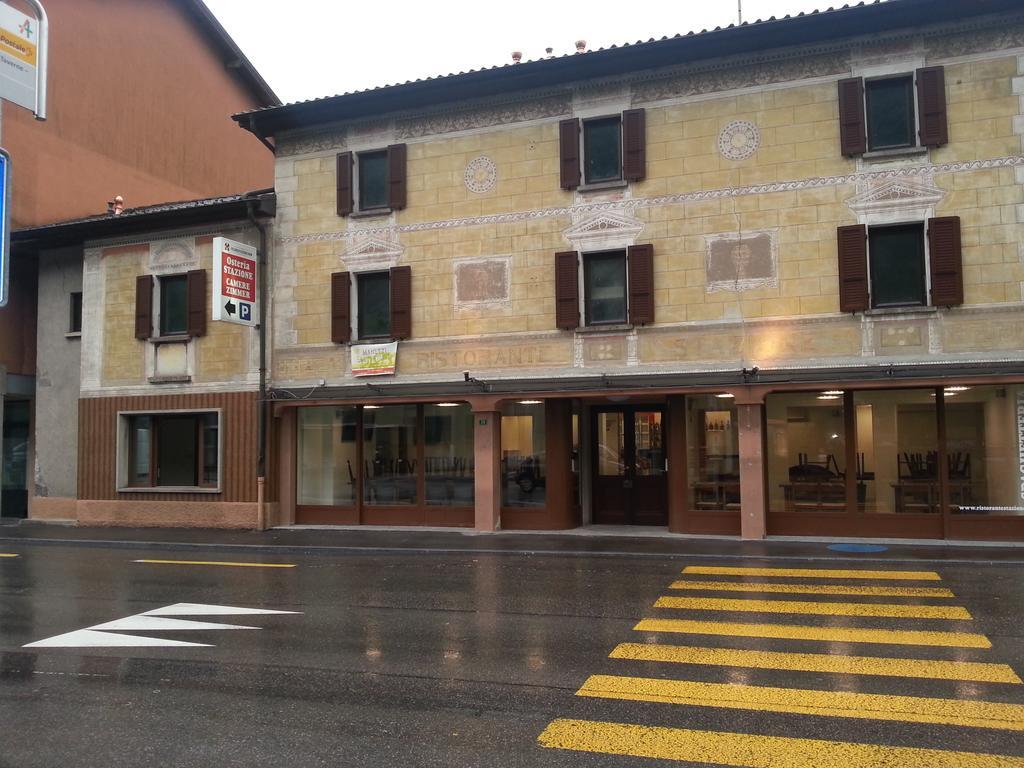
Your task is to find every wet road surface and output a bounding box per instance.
[1,533,1023,767]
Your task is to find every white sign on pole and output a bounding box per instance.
[212,236,259,327]
[0,1,48,119]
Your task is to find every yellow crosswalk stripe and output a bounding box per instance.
[634,618,992,647]
[538,719,1024,767]
[577,675,1024,731]
[670,579,955,598]
[133,559,295,568]
[683,565,941,581]
[609,642,1021,684]
[655,595,971,620]
[0,553,18,558]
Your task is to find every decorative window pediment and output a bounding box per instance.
[342,234,403,271]
[563,211,644,252]
[846,178,945,216]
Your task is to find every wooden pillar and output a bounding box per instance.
[545,399,577,529]
[473,410,501,532]
[667,395,687,533]
[276,408,297,527]
[737,402,766,539]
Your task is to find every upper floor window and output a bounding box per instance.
[868,223,926,308]
[584,250,627,325]
[357,150,389,211]
[559,109,646,190]
[554,245,654,330]
[837,217,963,313]
[330,266,413,344]
[866,76,916,151]
[159,274,188,336]
[68,291,82,334]
[838,67,948,157]
[583,117,623,184]
[134,271,206,341]
[357,271,391,339]
[336,145,407,216]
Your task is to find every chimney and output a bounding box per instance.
[107,195,124,215]
[511,50,522,64]
[575,40,587,53]
[545,47,554,58]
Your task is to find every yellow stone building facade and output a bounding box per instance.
[238,3,1024,541]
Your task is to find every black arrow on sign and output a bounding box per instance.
[225,300,236,316]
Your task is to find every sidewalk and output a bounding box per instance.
[1,520,1022,563]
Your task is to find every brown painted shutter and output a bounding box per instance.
[331,271,351,344]
[134,275,152,340]
[186,269,207,337]
[627,244,654,326]
[559,118,580,190]
[554,251,579,330]
[928,216,963,307]
[917,66,948,148]
[622,109,646,182]
[336,151,353,216]
[389,265,412,340]
[387,143,407,210]
[837,224,869,313]
[837,77,866,157]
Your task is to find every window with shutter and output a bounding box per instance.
[554,251,580,330]
[158,274,188,336]
[336,152,353,216]
[357,150,388,210]
[627,244,654,325]
[389,265,412,340]
[186,269,207,337]
[916,67,948,148]
[331,271,352,344]
[135,275,153,340]
[584,251,627,325]
[869,224,926,308]
[622,109,646,182]
[927,216,962,307]
[358,272,390,340]
[559,119,581,190]
[838,78,867,157]
[836,224,869,313]
[866,75,915,151]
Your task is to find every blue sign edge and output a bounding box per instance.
[0,148,9,308]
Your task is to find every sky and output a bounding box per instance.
[204,0,847,104]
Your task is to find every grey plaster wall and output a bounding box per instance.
[34,246,82,499]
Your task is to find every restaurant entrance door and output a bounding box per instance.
[592,407,667,526]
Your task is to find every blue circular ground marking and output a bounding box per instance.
[828,543,889,553]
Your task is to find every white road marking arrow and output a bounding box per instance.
[24,629,212,649]
[23,603,301,649]
[143,603,299,616]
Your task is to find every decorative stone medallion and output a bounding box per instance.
[464,156,498,194]
[717,120,760,161]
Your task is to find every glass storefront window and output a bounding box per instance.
[298,407,359,506]
[766,393,847,513]
[687,395,740,512]
[363,405,418,505]
[854,389,938,514]
[501,401,546,508]
[424,404,474,506]
[945,385,1024,516]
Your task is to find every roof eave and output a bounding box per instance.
[235,0,1024,139]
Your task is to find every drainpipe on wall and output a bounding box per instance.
[247,192,275,531]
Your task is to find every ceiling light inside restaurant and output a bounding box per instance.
[518,400,542,405]
[817,395,840,400]
[715,393,735,399]
[822,390,844,396]
[945,386,969,393]
[435,402,460,407]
